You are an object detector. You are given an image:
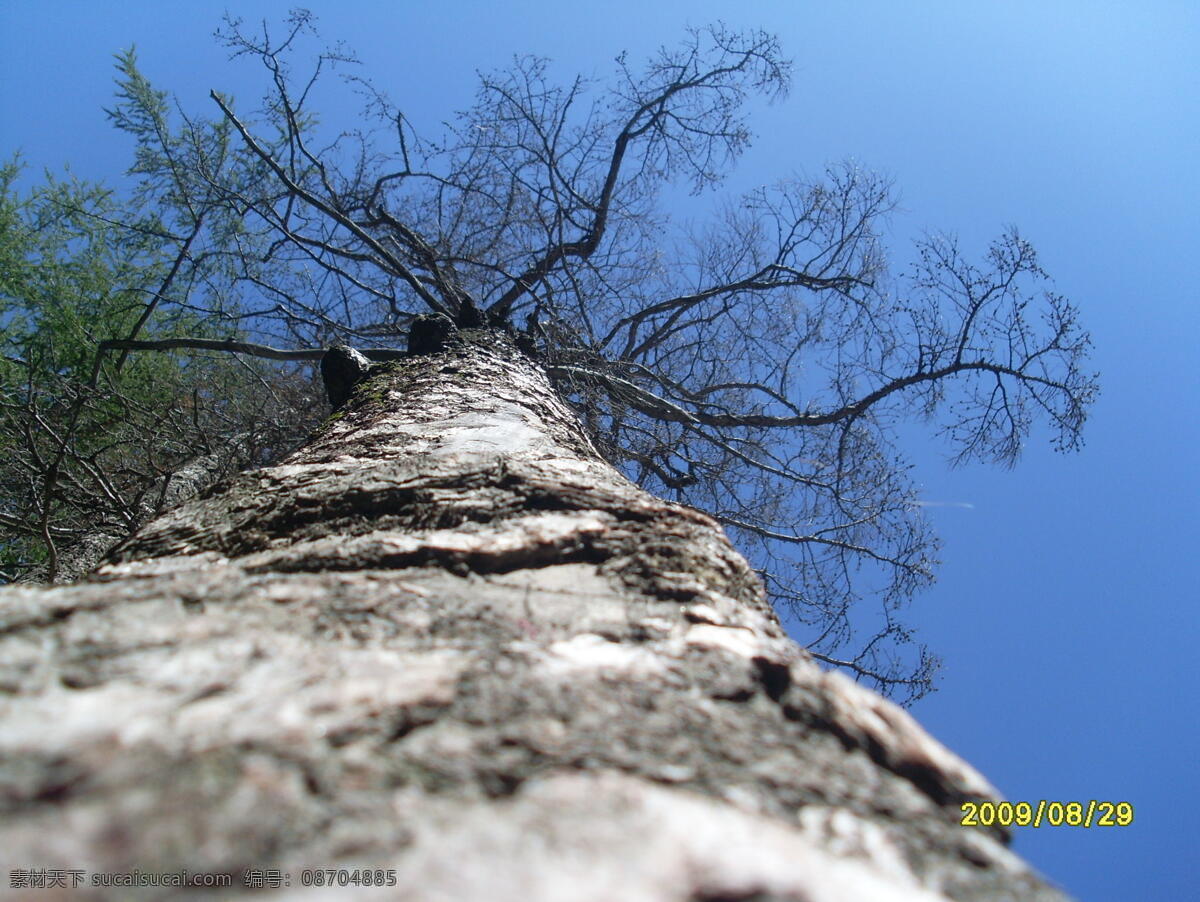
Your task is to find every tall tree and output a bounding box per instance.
[5,13,1096,699]
[0,18,1091,893]
[124,12,1088,698]
[0,328,1071,900]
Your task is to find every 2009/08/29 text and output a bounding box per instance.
[961,800,1134,828]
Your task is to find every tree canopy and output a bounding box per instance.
[0,11,1097,701]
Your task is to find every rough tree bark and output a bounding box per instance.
[0,331,1069,901]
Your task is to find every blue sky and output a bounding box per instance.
[2,2,1196,898]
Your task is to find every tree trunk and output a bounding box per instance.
[0,331,1068,901]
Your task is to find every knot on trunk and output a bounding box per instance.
[321,345,374,409]
[408,313,458,355]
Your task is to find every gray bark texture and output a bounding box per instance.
[0,332,1069,901]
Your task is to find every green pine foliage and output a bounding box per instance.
[0,148,315,580]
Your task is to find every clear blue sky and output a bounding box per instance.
[2,2,1196,898]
